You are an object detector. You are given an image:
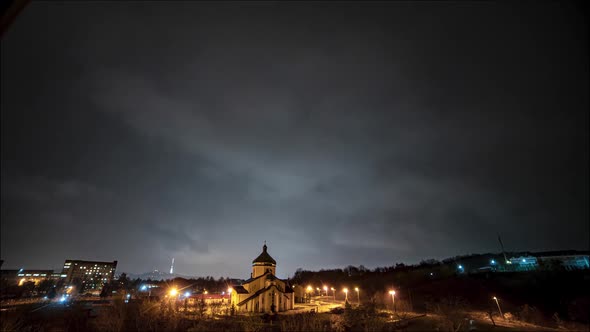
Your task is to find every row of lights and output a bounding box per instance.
[302,285,398,304]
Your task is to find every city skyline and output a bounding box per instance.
[1,2,588,278]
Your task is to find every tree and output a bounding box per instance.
[36,279,55,295]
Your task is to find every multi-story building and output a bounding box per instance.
[0,269,55,286]
[537,254,589,270]
[61,260,117,294]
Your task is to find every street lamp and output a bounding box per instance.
[331,287,335,301]
[306,285,313,303]
[493,296,504,319]
[355,287,360,305]
[343,288,348,303]
[316,287,321,296]
[323,286,328,297]
[389,290,396,312]
[169,288,178,297]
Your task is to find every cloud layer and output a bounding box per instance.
[1,2,588,277]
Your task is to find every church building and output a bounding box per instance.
[229,243,294,313]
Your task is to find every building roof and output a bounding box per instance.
[236,284,292,307]
[232,285,249,294]
[252,244,276,265]
[189,294,230,300]
[243,270,278,284]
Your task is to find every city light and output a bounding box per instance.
[355,287,360,304]
[343,288,348,302]
[323,285,328,296]
[491,260,496,265]
[59,296,66,303]
[306,285,313,292]
[184,291,191,297]
[228,287,233,294]
[140,285,147,291]
[389,290,396,312]
[169,288,178,296]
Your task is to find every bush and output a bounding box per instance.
[425,297,468,332]
[568,296,590,324]
[517,304,545,326]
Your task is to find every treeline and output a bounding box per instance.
[99,273,235,297]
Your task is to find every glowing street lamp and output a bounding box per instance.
[493,297,504,319]
[169,288,178,297]
[323,286,328,296]
[343,288,348,302]
[355,287,360,304]
[316,287,321,296]
[389,290,396,312]
[331,287,335,301]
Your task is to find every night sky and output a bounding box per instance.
[1,2,588,278]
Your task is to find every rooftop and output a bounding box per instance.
[252,244,276,265]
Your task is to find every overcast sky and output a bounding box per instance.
[1,1,588,278]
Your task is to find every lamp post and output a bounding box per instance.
[323,286,328,297]
[343,288,348,303]
[331,287,335,301]
[306,285,313,303]
[355,287,360,305]
[493,297,504,319]
[389,290,396,312]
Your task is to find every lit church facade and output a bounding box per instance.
[229,244,294,313]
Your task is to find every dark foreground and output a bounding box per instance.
[2,299,588,332]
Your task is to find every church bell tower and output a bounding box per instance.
[252,242,276,278]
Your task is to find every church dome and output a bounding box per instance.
[252,244,276,265]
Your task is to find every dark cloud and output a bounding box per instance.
[1,2,588,278]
